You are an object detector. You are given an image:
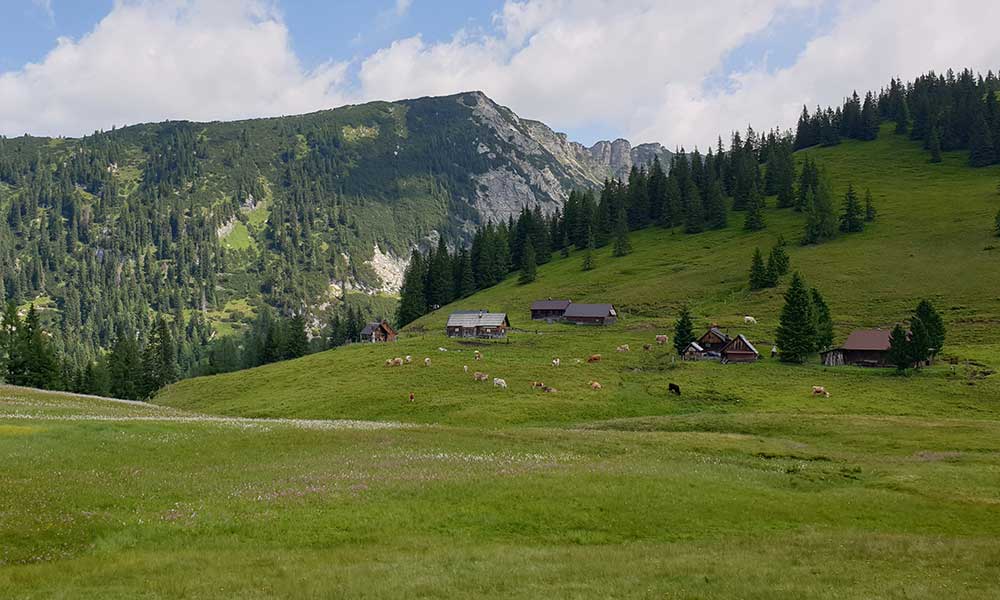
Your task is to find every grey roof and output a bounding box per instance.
[360,322,378,336]
[447,312,508,328]
[563,303,616,318]
[531,299,572,311]
[685,341,704,352]
[725,334,760,356]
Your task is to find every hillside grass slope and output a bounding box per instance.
[156,127,1000,425]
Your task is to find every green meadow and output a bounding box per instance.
[3,128,1000,598]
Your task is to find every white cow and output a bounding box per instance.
[404,355,412,364]
[424,357,431,367]
[552,358,561,367]
[463,365,469,373]
[493,378,508,389]
[744,315,758,325]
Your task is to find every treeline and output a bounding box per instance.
[797,68,1000,167]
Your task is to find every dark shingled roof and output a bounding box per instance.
[563,303,617,318]
[841,329,892,351]
[531,299,572,311]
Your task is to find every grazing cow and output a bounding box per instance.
[493,378,508,389]
[744,315,758,325]
[552,358,561,367]
[587,354,602,363]
[812,386,830,398]
[543,386,558,393]
[531,381,546,389]
[655,334,668,345]
[404,355,412,364]
[384,359,392,367]
[391,357,403,367]
[643,343,653,351]
[473,371,489,381]
[438,347,448,352]
[616,344,630,353]
[463,365,469,374]
[474,350,482,361]
[668,383,681,396]
[589,381,603,390]
[424,357,431,367]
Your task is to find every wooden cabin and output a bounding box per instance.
[821,329,892,367]
[682,341,707,360]
[696,327,731,353]
[446,311,510,339]
[530,299,572,321]
[360,320,397,343]
[562,303,618,325]
[720,334,760,363]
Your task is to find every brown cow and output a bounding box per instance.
[643,343,653,351]
[587,354,602,363]
[655,334,668,345]
[531,381,546,389]
[589,381,603,390]
[812,385,830,398]
[543,386,558,393]
[473,371,489,382]
[616,344,630,353]
[391,357,404,367]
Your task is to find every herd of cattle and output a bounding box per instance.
[381,333,679,396]
[380,327,832,399]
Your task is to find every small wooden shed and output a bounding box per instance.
[720,334,760,363]
[446,311,510,339]
[360,320,397,343]
[563,303,618,325]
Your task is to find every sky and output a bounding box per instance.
[1,0,998,149]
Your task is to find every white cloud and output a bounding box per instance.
[0,0,349,136]
[354,0,1000,148]
[4,0,1000,147]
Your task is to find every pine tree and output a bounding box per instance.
[581,225,596,271]
[895,95,910,134]
[775,272,816,363]
[929,124,943,163]
[518,238,537,284]
[108,334,142,400]
[396,250,427,328]
[743,182,766,231]
[766,244,790,284]
[810,288,833,351]
[913,299,945,354]
[458,251,476,297]
[864,188,877,222]
[612,205,632,257]
[839,183,865,233]
[908,316,931,367]
[887,324,911,372]
[682,178,705,233]
[283,314,309,359]
[140,318,178,398]
[703,179,728,230]
[802,175,837,244]
[673,305,695,356]
[969,112,997,167]
[749,248,769,290]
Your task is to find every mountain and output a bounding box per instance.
[0,91,668,371]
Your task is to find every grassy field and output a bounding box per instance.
[4,128,1000,597]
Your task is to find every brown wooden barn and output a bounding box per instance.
[359,320,397,343]
[530,299,572,321]
[446,311,510,339]
[562,303,618,325]
[682,341,706,360]
[821,329,892,367]
[696,327,731,353]
[720,334,760,363]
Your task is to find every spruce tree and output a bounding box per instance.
[864,189,877,222]
[518,238,537,284]
[839,183,865,233]
[673,305,695,356]
[908,316,931,367]
[458,251,476,297]
[581,225,596,271]
[743,182,766,231]
[683,178,705,233]
[887,324,911,372]
[802,175,837,244]
[775,272,816,363]
[969,112,996,167]
[612,205,632,257]
[929,125,942,163]
[766,244,790,284]
[703,179,728,230]
[283,314,309,359]
[396,250,427,328]
[913,299,945,354]
[749,248,769,290]
[109,334,142,400]
[810,288,833,351]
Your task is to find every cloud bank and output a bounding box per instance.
[2,0,999,148]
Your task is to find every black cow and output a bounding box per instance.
[668,383,681,396]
